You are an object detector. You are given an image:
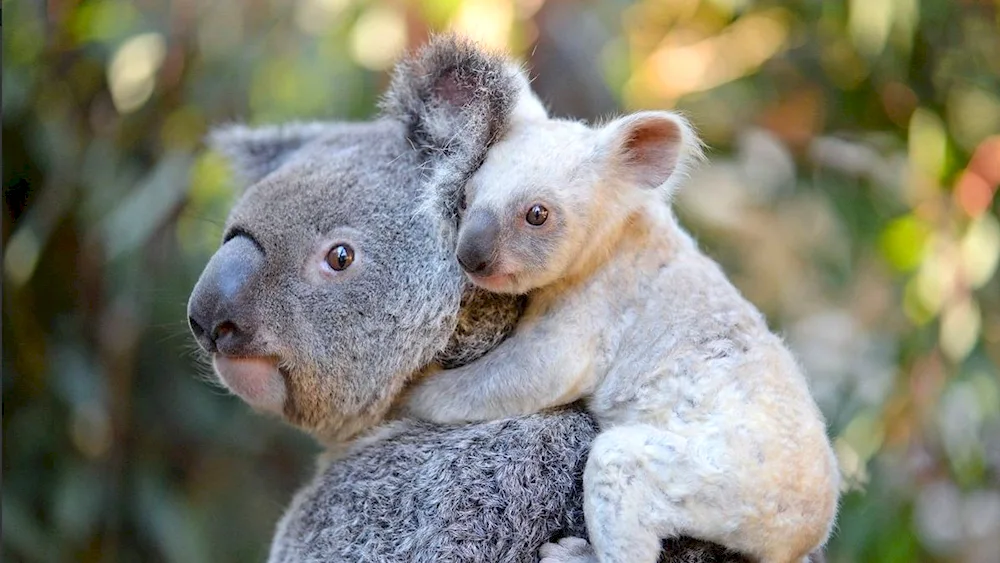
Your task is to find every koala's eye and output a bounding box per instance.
[526,204,549,226]
[458,190,468,211]
[326,244,355,271]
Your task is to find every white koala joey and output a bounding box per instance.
[403,82,840,563]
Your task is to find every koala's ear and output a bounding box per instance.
[207,122,327,186]
[380,33,546,160]
[598,111,704,194]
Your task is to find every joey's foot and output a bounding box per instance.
[539,537,597,563]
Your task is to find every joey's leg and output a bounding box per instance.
[403,329,591,424]
[578,425,763,563]
[539,537,595,563]
[572,424,821,563]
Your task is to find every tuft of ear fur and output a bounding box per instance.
[380,34,522,157]
[380,34,546,225]
[207,122,328,187]
[600,111,705,196]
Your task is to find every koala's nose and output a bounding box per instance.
[456,209,500,275]
[187,316,252,355]
[188,236,264,356]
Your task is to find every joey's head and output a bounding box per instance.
[186,119,522,445]
[456,110,703,294]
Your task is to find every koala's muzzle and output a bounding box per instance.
[188,236,264,356]
[456,209,501,275]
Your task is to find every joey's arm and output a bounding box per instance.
[404,324,594,424]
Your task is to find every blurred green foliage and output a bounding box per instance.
[3,1,999,562]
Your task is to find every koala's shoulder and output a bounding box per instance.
[269,408,599,562]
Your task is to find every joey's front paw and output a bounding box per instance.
[401,384,465,424]
[539,537,597,563]
[400,381,441,418]
[400,395,436,423]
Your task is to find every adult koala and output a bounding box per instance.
[188,36,751,562]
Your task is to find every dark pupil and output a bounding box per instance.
[329,245,353,270]
[527,205,548,225]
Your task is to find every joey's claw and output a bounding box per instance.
[539,537,597,563]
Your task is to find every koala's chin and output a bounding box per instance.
[212,356,287,416]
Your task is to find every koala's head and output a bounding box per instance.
[187,36,533,445]
[455,110,703,294]
[187,119,524,444]
[186,121,455,444]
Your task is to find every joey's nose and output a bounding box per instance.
[457,252,489,274]
[456,210,500,275]
[188,235,265,356]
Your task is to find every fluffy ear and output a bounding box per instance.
[598,111,704,194]
[380,34,545,159]
[207,122,328,186]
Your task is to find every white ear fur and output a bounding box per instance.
[506,63,548,122]
[599,111,703,194]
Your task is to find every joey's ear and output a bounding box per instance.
[207,122,328,186]
[380,33,546,160]
[599,111,704,194]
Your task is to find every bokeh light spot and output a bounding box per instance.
[948,86,1000,153]
[107,32,167,114]
[3,228,42,289]
[349,6,408,70]
[880,214,931,273]
[940,298,981,363]
[908,107,948,184]
[449,0,516,51]
[960,214,1000,289]
[295,0,351,35]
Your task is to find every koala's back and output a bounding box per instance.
[269,407,594,563]
[268,407,751,563]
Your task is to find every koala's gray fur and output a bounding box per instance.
[191,34,757,562]
[269,407,596,563]
[210,122,333,185]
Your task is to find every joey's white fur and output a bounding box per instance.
[404,89,840,563]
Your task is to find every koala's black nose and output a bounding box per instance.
[187,316,250,355]
[188,236,264,356]
[456,209,500,275]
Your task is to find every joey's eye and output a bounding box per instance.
[526,204,549,226]
[325,244,354,271]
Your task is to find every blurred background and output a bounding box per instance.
[3,0,999,561]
